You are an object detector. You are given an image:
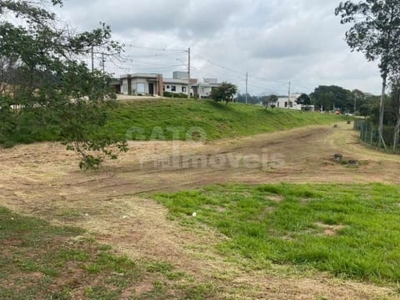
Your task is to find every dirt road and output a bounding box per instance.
[1,122,400,299]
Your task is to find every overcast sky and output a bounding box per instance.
[54,0,382,96]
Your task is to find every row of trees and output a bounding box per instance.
[0,0,127,168]
[241,87,378,115]
[309,85,380,115]
[224,84,377,115]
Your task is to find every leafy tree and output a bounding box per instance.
[296,93,311,106]
[236,93,278,107]
[269,94,278,104]
[262,94,278,109]
[356,93,379,117]
[210,82,238,105]
[351,89,367,114]
[310,85,353,112]
[236,93,262,104]
[335,0,400,147]
[0,0,127,168]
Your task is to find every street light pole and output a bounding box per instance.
[187,47,191,99]
[354,94,357,114]
[245,72,248,104]
[91,46,94,72]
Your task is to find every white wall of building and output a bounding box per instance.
[275,94,314,111]
[275,97,302,110]
[199,86,212,97]
[121,79,128,95]
[119,73,221,98]
[120,78,150,95]
[164,83,188,94]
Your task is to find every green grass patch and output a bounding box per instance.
[0,207,217,299]
[153,183,400,284]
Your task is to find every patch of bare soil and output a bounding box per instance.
[315,222,346,236]
[1,122,400,299]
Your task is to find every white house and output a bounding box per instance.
[275,94,302,110]
[163,78,194,95]
[118,72,221,98]
[120,73,163,96]
[193,78,221,98]
[274,93,314,111]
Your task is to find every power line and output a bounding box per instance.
[110,46,314,96]
[126,44,187,53]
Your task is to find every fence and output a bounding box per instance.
[354,119,400,152]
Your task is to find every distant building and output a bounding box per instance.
[193,78,221,98]
[117,72,221,98]
[172,71,188,80]
[274,93,314,111]
[163,77,196,95]
[119,73,164,96]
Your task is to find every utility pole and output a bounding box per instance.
[91,45,94,72]
[245,72,248,104]
[288,81,291,108]
[101,53,105,73]
[354,94,357,114]
[187,47,191,99]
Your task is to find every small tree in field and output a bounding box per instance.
[0,0,127,168]
[335,0,400,148]
[210,82,238,105]
[263,94,278,109]
[296,93,312,109]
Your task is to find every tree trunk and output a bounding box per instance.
[394,127,399,152]
[378,76,387,149]
[393,94,400,152]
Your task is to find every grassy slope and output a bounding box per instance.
[154,183,400,285]
[3,98,345,146]
[104,99,346,141]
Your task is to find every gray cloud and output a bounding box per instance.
[55,0,383,95]
[60,0,246,39]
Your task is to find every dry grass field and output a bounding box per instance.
[1,122,400,299]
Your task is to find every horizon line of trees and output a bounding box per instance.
[235,85,380,115]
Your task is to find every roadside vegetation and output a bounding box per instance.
[1,99,346,146]
[154,183,400,285]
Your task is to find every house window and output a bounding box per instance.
[163,85,165,91]
[284,102,288,107]
[171,86,176,92]
[182,86,187,92]
[166,85,170,89]
[136,83,145,94]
